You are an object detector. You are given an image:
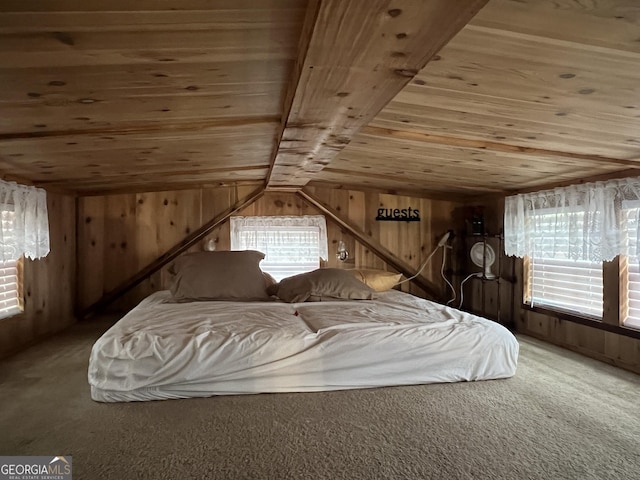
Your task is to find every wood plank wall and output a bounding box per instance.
[76,186,460,312]
[77,185,260,311]
[305,187,457,299]
[450,199,516,324]
[0,192,76,360]
[467,196,640,374]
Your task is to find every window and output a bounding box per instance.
[230,216,328,281]
[524,208,603,317]
[0,258,21,318]
[623,206,640,329]
[0,180,49,320]
[0,209,22,319]
[625,261,640,329]
[505,177,640,330]
[527,257,603,318]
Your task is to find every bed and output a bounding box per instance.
[88,253,518,402]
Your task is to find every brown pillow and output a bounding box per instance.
[348,269,402,292]
[168,250,270,301]
[262,271,277,286]
[275,268,375,303]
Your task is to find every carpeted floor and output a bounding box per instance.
[0,317,639,480]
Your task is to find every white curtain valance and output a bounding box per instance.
[504,176,640,262]
[230,215,328,261]
[0,180,50,262]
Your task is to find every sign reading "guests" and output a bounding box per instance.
[375,207,420,222]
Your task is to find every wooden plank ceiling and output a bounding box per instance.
[0,0,639,198]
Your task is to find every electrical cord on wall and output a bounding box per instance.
[392,230,480,310]
[441,245,456,306]
[457,272,483,309]
[395,231,451,287]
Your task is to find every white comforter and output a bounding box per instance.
[88,290,518,402]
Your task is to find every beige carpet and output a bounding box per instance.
[0,317,639,480]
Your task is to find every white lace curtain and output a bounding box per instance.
[504,176,640,262]
[230,215,328,261]
[0,180,50,262]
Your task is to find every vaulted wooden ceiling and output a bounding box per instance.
[1,0,639,198]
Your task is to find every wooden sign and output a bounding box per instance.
[376,207,420,222]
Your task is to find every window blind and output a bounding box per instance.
[528,257,603,317]
[626,260,640,329]
[623,207,640,329]
[526,210,603,318]
[0,258,20,318]
[0,209,21,319]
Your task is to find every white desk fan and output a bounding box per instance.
[470,241,496,279]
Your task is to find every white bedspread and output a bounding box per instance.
[88,290,518,402]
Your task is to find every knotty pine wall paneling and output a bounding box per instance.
[77,187,462,313]
[200,187,237,253]
[77,196,105,314]
[306,186,459,299]
[0,192,76,360]
[77,185,256,313]
[104,194,139,310]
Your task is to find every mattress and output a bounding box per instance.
[88,290,519,402]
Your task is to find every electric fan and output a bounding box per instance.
[470,242,496,279]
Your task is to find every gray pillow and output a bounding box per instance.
[169,250,270,301]
[275,268,375,303]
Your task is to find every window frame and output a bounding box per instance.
[505,179,640,339]
[521,255,640,340]
[230,215,328,282]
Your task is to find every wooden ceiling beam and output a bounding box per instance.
[0,171,75,196]
[266,0,489,189]
[305,180,475,202]
[506,168,640,195]
[320,167,507,193]
[362,126,640,168]
[264,0,321,188]
[0,116,280,142]
[76,180,265,197]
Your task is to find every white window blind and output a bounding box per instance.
[623,207,640,329]
[0,258,20,318]
[626,260,640,329]
[230,216,328,281]
[528,257,603,318]
[0,209,22,319]
[526,210,603,318]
